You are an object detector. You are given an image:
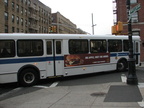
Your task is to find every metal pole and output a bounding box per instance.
[126,0,138,85]
[92,13,94,35]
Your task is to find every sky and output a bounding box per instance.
[39,0,114,35]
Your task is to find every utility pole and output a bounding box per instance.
[126,0,138,85]
[91,13,96,35]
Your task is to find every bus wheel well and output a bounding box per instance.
[18,65,40,86]
[117,58,128,72]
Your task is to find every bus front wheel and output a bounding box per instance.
[117,60,127,72]
[19,68,39,86]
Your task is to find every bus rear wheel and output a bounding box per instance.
[117,60,127,72]
[19,68,39,87]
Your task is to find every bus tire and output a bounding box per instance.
[19,68,39,87]
[117,60,127,72]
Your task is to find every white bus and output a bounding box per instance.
[0,34,141,86]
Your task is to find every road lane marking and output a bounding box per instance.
[138,101,144,107]
[138,83,144,88]
[121,74,127,83]
[49,81,59,88]
[33,85,49,89]
[33,81,59,89]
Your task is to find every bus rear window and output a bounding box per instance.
[17,40,43,57]
[0,40,15,58]
[69,39,88,54]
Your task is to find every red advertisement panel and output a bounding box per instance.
[64,53,110,67]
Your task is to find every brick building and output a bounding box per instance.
[113,0,144,61]
[51,12,86,34]
[0,0,51,33]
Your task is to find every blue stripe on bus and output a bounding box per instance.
[110,52,140,57]
[0,56,64,65]
[110,53,129,57]
[0,53,140,65]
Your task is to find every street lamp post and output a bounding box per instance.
[92,13,96,35]
[126,0,138,85]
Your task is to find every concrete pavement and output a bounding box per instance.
[0,82,142,108]
[1,64,144,108]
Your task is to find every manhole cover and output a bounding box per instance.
[91,92,106,97]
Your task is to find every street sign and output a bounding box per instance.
[130,4,141,14]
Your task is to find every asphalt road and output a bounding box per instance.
[0,67,144,101]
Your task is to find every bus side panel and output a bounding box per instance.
[93,63,116,72]
[64,66,94,76]
[0,58,47,83]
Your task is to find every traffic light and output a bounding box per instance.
[111,21,123,35]
[116,21,123,32]
[112,25,117,35]
[49,26,57,33]
[53,26,57,33]
[49,26,53,33]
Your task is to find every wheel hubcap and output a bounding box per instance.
[23,72,35,84]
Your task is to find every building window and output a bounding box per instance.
[16,5,19,12]
[130,0,137,4]
[5,25,8,33]
[12,27,15,32]
[17,28,19,32]
[28,0,30,6]
[17,16,19,24]
[12,2,14,10]
[25,9,27,15]
[4,12,8,20]
[4,0,8,6]
[21,18,23,25]
[132,31,140,36]
[12,14,14,23]
[21,7,23,14]
[25,0,27,5]
[131,12,138,23]
[25,20,27,26]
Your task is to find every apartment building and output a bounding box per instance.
[113,0,144,61]
[0,0,51,33]
[51,12,86,34]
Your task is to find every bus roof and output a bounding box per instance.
[0,33,140,40]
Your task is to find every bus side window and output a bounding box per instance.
[17,40,43,57]
[108,40,122,52]
[56,41,61,54]
[90,40,107,53]
[123,40,129,51]
[69,39,88,54]
[0,40,15,58]
[47,41,52,55]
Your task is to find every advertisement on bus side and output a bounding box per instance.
[64,53,110,67]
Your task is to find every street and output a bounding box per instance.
[0,67,144,101]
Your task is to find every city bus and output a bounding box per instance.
[0,34,141,86]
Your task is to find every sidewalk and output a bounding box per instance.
[0,82,142,108]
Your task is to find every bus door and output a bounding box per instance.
[133,41,140,65]
[46,40,63,77]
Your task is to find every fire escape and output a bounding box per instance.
[113,0,117,25]
[28,3,39,33]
